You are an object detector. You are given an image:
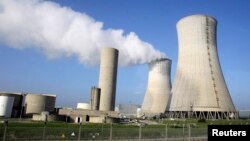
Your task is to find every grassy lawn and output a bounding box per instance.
[0,119,249,140]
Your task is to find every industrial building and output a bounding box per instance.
[59,108,119,123]
[169,15,236,119]
[98,48,119,111]
[141,58,172,116]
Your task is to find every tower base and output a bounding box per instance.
[166,111,238,119]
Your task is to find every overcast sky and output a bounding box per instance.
[0,0,249,110]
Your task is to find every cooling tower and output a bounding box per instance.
[141,58,172,115]
[98,48,119,111]
[169,15,236,119]
[90,87,101,110]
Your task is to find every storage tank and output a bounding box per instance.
[141,58,172,115]
[0,95,14,117]
[25,94,56,114]
[169,15,236,119]
[98,48,119,111]
[90,87,101,110]
[0,92,23,117]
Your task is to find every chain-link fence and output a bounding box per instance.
[0,122,207,141]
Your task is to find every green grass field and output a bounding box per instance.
[0,119,249,140]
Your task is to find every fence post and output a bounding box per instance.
[2,120,8,141]
[165,124,168,141]
[183,123,185,141]
[138,124,141,141]
[78,122,82,141]
[101,123,103,140]
[188,124,191,141]
[42,121,47,141]
[109,123,112,141]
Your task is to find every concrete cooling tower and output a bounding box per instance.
[141,58,172,116]
[98,48,119,111]
[169,15,236,119]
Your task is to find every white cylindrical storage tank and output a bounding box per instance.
[25,94,56,114]
[170,15,236,119]
[77,103,90,110]
[90,87,101,110]
[98,48,119,111]
[141,58,172,115]
[0,95,14,117]
[0,92,23,117]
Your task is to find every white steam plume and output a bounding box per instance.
[0,0,165,66]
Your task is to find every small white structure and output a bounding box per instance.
[0,95,15,117]
[77,103,90,110]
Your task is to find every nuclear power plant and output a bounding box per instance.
[0,15,239,122]
[141,58,172,115]
[169,15,236,119]
[98,48,119,111]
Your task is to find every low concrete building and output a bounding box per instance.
[59,108,119,123]
[32,111,66,122]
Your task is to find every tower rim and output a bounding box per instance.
[177,14,217,28]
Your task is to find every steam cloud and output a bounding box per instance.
[0,0,165,66]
